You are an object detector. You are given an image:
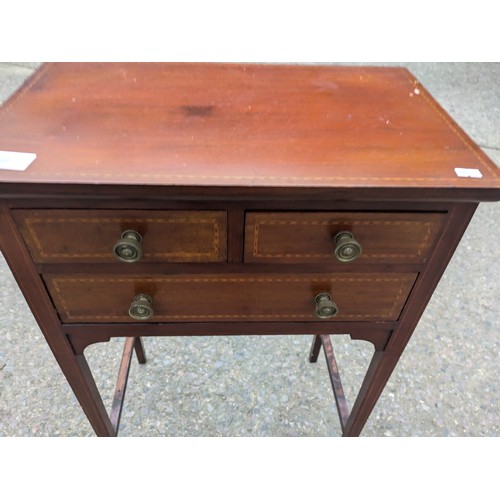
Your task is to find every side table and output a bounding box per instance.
[0,63,498,436]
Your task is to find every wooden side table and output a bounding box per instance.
[0,63,498,436]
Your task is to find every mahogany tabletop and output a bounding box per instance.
[0,63,498,200]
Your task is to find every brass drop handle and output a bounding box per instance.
[113,230,143,262]
[129,293,154,320]
[314,293,339,319]
[333,231,362,262]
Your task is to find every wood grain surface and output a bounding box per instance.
[44,272,417,323]
[0,63,498,194]
[245,211,445,264]
[13,209,227,263]
[0,63,497,437]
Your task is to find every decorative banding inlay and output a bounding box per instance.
[49,275,415,322]
[54,277,408,284]
[24,217,220,259]
[15,170,500,184]
[1,64,497,184]
[252,219,433,259]
[402,72,498,178]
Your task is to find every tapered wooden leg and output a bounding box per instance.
[56,352,116,437]
[342,350,398,437]
[310,336,397,436]
[341,205,480,437]
[320,335,350,432]
[133,337,147,364]
[309,334,322,362]
[110,338,136,433]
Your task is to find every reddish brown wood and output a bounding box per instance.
[309,334,323,363]
[0,201,117,436]
[227,207,245,263]
[0,64,498,194]
[36,261,422,277]
[2,182,498,203]
[320,335,350,432]
[110,338,136,433]
[133,337,147,364]
[57,353,116,436]
[0,64,498,437]
[0,203,71,354]
[342,203,478,437]
[44,272,417,323]
[245,211,445,264]
[65,322,396,355]
[310,330,392,363]
[13,209,227,263]
[349,330,392,352]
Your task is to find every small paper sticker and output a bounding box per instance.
[454,167,483,179]
[0,151,37,171]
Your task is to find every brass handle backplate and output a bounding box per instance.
[113,230,143,262]
[129,293,154,320]
[333,231,362,262]
[314,293,339,319]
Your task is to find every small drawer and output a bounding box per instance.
[245,212,445,264]
[13,209,227,263]
[44,272,417,323]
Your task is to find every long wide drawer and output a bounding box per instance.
[44,272,417,323]
[245,212,445,264]
[13,209,227,263]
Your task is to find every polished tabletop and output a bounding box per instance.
[0,63,498,196]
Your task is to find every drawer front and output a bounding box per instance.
[44,272,417,323]
[245,212,445,264]
[13,210,227,263]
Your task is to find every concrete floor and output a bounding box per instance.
[0,62,498,436]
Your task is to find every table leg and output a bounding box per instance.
[133,337,147,364]
[341,349,398,437]
[342,203,479,436]
[320,335,350,432]
[309,333,395,436]
[56,352,116,437]
[308,334,322,362]
[0,205,116,436]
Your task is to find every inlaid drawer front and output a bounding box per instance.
[245,212,445,264]
[44,272,417,323]
[13,210,227,263]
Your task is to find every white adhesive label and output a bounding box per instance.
[454,167,483,179]
[0,151,37,171]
